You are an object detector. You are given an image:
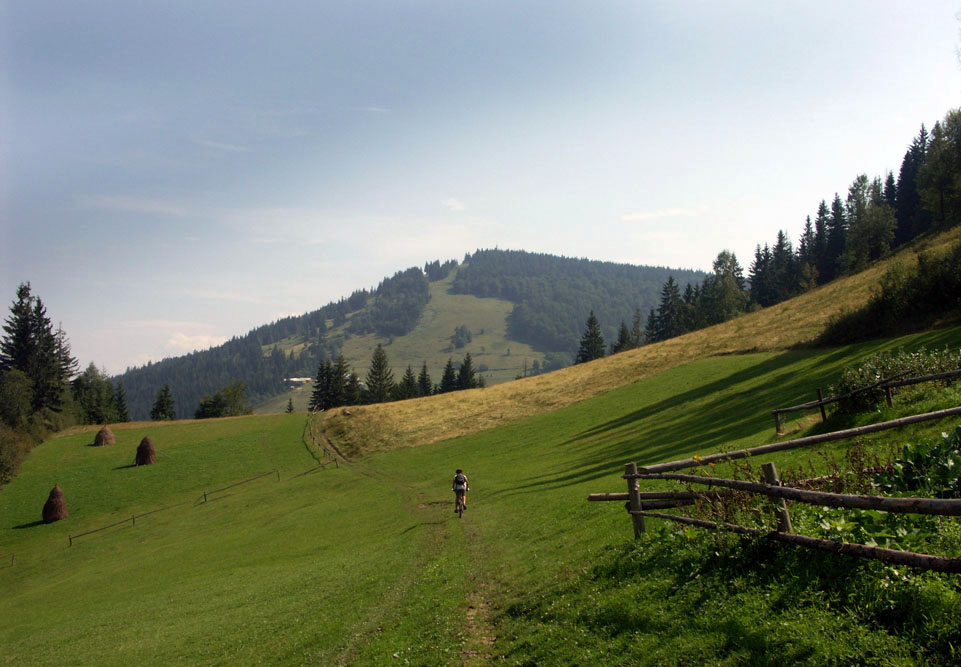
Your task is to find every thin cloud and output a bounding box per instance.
[193,138,250,152]
[352,106,391,114]
[77,195,188,217]
[443,198,466,212]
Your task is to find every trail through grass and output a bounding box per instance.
[3,326,961,664]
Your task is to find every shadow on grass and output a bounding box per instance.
[13,520,44,529]
[113,464,137,470]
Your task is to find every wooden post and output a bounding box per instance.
[884,386,893,408]
[132,515,136,527]
[761,462,792,533]
[276,469,280,482]
[203,491,207,503]
[816,388,827,422]
[625,463,645,537]
[69,535,73,547]
[773,411,782,434]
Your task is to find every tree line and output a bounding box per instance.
[450,249,704,360]
[636,107,961,346]
[309,344,484,411]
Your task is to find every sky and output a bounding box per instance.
[2,1,959,374]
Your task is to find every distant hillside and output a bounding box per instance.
[452,249,704,357]
[115,251,703,420]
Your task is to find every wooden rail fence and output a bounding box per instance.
[771,368,961,432]
[590,404,961,572]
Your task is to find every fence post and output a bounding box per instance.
[816,388,827,422]
[203,491,207,503]
[773,411,782,434]
[276,469,280,482]
[625,462,645,537]
[132,515,136,527]
[69,535,73,547]
[884,386,894,408]
[761,462,793,533]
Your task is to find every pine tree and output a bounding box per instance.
[609,321,632,354]
[114,382,130,422]
[575,311,605,363]
[456,353,476,390]
[438,358,458,393]
[813,200,831,281]
[918,111,961,229]
[310,359,332,410]
[895,125,930,245]
[0,283,35,374]
[150,384,176,421]
[285,397,295,413]
[417,362,432,397]
[652,278,684,342]
[826,194,847,281]
[364,344,394,403]
[396,365,418,399]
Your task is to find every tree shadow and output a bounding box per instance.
[113,464,137,470]
[13,520,44,529]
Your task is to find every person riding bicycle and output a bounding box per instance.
[452,468,469,512]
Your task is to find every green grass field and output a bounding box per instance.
[3,324,961,664]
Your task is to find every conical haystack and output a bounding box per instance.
[135,436,156,466]
[94,425,115,446]
[42,485,68,523]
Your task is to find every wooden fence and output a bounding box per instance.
[304,409,340,466]
[771,368,961,432]
[589,404,961,573]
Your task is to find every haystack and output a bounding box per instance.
[135,436,156,466]
[94,425,115,446]
[42,485,68,523]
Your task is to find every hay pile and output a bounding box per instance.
[135,436,156,466]
[94,426,115,446]
[42,485,68,523]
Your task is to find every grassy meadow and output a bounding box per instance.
[3,323,961,664]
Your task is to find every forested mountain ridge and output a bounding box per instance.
[452,249,704,357]
[115,253,696,420]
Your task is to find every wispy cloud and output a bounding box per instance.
[193,138,250,152]
[77,195,188,217]
[621,206,707,222]
[443,197,466,212]
[166,332,229,354]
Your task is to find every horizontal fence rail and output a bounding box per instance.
[640,405,961,474]
[69,500,190,546]
[202,469,278,503]
[635,472,961,516]
[636,511,961,573]
[592,403,961,572]
[771,369,961,431]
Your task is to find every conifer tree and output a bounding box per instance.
[826,194,847,281]
[150,384,176,421]
[456,353,476,390]
[310,359,332,410]
[438,358,458,393]
[114,382,130,422]
[364,344,394,403]
[417,362,432,397]
[652,278,684,342]
[285,397,295,413]
[610,321,632,354]
[395,365,418,400]
[575,311,605,363]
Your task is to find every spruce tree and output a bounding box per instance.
[456,353,476,390]
[575,311,605,363]
[396,365,418,400]
[417,362,432,397]
[630,307,643,348]
[439,358,458,393]
[310,360,332,410]
[114,382,130,423]
[653,278,684,341]
[364,344,394,403]
[610,321,632,354]
[150,384,176,421]
[285,397,295,413]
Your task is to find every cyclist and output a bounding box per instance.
[452,468,469,512]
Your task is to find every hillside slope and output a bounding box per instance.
[320,226,961,456]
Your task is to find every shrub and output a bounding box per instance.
[832,347,961,413]
[0,424,33,487]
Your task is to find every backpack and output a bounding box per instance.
[453,473,467,490]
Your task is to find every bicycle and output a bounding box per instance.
[455,493,465,518]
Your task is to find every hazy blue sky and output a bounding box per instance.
[2,1,959,373]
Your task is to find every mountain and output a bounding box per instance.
[114,251,704,420]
